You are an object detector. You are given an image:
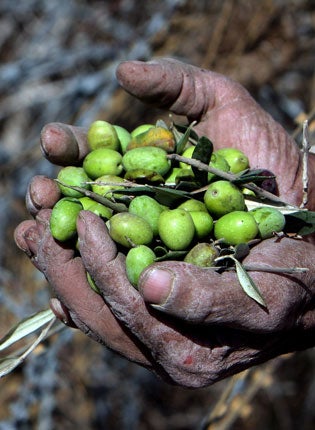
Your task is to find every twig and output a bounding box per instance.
[301,120,310,208]
[168,153,297,207]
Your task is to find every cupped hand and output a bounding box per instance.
[14,58,315,387]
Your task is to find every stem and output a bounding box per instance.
[301,120,310,208]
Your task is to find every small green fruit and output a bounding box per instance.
[91,175,124,198]
[57,166,91,198]
[214,211,258,245]
[87,120,120,151]
[126,245,156,287]
[184,243,219,267]
[250,207,285,239]
[79,196,112,219]
[215,148,249,173]
[86,271,101,294]
[50,198,82,241]
[108,212,153,248]
[122,146,171,176]
[204,180,246,218]
[113,124,132,153]
[158,209,195,250]
[207,153,230,181]
[177,199,208,212]
[83,148,123,179]
[129,195,164,236]
[189,210,214,239]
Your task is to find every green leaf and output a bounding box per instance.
[233,257,266,307]
[192,136,213,185]
[232,169,274,185]
[0,309,55,352]
[0,311,56,378]
[174,121,198,154]
[285,210,315,236]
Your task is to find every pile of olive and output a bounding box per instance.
[50,120,286,287]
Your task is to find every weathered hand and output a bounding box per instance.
[14,58,315,387]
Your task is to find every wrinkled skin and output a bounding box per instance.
[14,58,315,388]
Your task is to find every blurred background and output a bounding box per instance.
[0,0,314,429]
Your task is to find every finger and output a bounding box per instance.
[49,298,78,328]
[138,238,313,333]
[116,59,302,206]
[14,220,38,256]
[40,122,89,166]
[116,58,220,121]
[77,211,216,384]
[26,175,61,216]
[31,210,151,366]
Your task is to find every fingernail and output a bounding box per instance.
[139,268,174,305]
[49,298,77,328]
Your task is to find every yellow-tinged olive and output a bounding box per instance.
[87,120,120,151]
[184,243,219,267]
[127,126,175,153]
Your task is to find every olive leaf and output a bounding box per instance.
[0,309,55,352]
[232,257,267,307]
[284,210,315,236]
[191,136,213,185]
[215,254,266,307]
[232,169,275,185]
[173,121,198,154]
[0,309,56,378]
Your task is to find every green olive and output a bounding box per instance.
[57,166,91,198]
[122,146,171,176]
[108,212,154,248]
[158,209,195,251]
[128,195,164,236]
[87,120,120,151]
[204,180,246,218]
[250,207,285,239]
[214,211,258,245]
[83,148,123,179]
[50,198,82,241]
[126,245,156,287]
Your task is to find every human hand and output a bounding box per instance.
[14,58,315,387]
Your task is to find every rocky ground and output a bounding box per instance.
[0,1,314,429]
